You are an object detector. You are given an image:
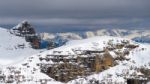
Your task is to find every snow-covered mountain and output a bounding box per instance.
[94,29,150,43]
[0,36,150,84]
[0,27,43,65]
[40,29,150,44]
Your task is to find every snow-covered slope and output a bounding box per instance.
[0,27,42,65]
[0,36,150,84]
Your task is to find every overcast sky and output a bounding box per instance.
[0,0,150,32]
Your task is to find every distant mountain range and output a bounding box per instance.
[40,28,150,43]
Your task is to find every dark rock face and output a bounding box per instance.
[127,79,147,84]
[11,21,36,37]
[41,53,115,82]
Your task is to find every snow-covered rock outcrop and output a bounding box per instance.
[10,20,36,37]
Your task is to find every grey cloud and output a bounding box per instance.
[0,0,149,17]
[0,17,144,26]
[0,0,149,30]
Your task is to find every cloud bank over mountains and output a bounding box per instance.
[0,0,149,30]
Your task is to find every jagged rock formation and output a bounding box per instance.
[10,21,50,49]
[10,21,41,49]
[11,21,36,37]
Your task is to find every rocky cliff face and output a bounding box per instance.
[40,39,138,82]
